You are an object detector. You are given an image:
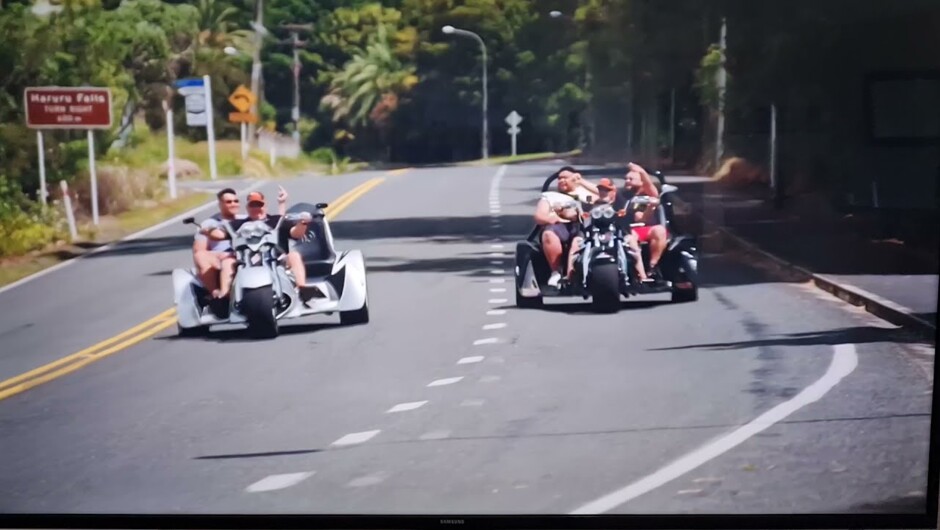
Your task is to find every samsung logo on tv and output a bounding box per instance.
[439,519,465,525]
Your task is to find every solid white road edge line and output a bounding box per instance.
[0,180,265,297]
[568,344,859,515]
[246,472,315,493]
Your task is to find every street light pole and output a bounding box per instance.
[280,24,313,144]
[442,25,488,160]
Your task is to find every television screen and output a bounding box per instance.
[0,0,937,529]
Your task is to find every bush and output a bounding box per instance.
[0,175,64,258]
[70,166,162,217]
[310,147,337,165]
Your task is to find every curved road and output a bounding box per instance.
[0,163,932,515]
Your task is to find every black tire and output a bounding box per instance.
[242,286,279,339]
[177,323,209,337]
[516,287,543,309]
[340,262,370,325]
[340,297,370,325]
[672,288,698,303]
[671,253,699,303]
[589,262,621,313]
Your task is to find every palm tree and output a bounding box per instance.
[320,25,418,130]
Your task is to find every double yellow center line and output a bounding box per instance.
[0,177,386,402]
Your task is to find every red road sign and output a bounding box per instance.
[24,87,112,129]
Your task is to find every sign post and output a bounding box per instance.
[36,131,47,205]
[164,101,177,200]
[24,86,112,224]
[204,75,218,181]
[228,84,258,161]
[505,110,523,157]
[87,130,98,225]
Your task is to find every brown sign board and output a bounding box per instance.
[229,112,259,124]
[24,87,112,129]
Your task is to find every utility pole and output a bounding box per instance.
[247,0,264,144]
[715,16,727,169]
[280,23,313,144]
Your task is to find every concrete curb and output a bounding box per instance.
[677,196,937,340]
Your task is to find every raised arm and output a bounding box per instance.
[629,162,660,198]
[277,185,288,216]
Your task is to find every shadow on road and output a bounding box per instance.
[82,235,193,259]
[329,214,534,244]
[649,325,928,352]
[157,322,345,343]
[194,449,324,460]
[508,300,673,314]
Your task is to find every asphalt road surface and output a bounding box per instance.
[0,163,933,515]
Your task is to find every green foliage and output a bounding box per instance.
[0,175,64,258]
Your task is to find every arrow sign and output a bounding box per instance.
[506,111,523,157]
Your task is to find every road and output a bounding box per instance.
[0,162,933,516]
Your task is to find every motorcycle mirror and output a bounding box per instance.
[316,202,328,210]
[183,216,196,225]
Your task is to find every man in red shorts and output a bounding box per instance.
[612,163,668,280]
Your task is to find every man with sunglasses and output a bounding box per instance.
[203,188,310,301]
[192,188,245,299]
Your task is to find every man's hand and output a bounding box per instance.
[277,185,288,216]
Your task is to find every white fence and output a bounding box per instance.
[257,130,301,159]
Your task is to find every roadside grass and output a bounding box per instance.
[0,190,213,288]
[458,150,581,166]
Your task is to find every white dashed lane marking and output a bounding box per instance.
[458,356,485,364]
[386,401,428,413]
[487,309,507,316]
[491,244,505,249]
[489,278,507,283]
[490,269,505,275]
[246,472,315,493]
[473,338,500,346]
[483,322,507,330]
[488,298,508,304]
[490,288,507,293]
[428,377,464,387]
[331,430,381,447]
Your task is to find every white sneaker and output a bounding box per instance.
[547,271,562,288]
